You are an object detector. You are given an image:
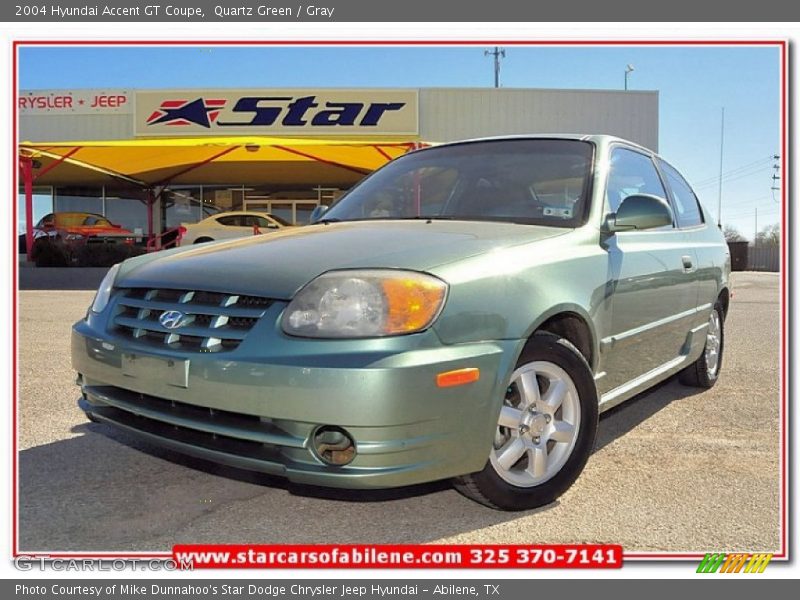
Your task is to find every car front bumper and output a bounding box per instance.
[72,319,521,489]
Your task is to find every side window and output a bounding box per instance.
[216,215,241,227]
[254,216,275,228]
[659,160,704,228]
[606,148,669,215]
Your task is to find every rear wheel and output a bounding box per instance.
[679,299,724,388]
[454,332,598,510]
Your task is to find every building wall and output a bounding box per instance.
[20,87,659,150]
[419,88,658,150]
[19,113,132,142]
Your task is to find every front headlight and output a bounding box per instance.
[90,263,121,314]
[282,269,447,338]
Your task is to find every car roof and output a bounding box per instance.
[414,134,658,158]
[211,211,274,217]
[49,211,106,218]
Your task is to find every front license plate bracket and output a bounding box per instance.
[121,353,190,388]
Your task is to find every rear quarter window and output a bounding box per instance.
[659,160,705,228]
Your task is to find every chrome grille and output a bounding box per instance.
[112,288,273,353]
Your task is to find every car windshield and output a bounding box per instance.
[54,213,113,227]
[324,139,594,227]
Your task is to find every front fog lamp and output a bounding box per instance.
[90,263,121,314]
[282,270,447,338]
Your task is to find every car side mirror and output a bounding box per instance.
[605,194,674,233]
[309,205,329,223]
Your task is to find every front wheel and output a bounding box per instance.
[454,332,598,510]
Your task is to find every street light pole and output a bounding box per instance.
[624,64,635,90]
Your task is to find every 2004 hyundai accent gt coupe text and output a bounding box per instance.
[73,135,730,510]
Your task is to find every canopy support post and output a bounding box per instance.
[146,188,155,248]
[21,157,34,258]
[413,170,422,216]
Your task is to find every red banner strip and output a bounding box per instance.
[173,544,622,569]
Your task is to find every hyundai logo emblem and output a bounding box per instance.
[159,310,187,330]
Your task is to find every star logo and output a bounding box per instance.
[146,98,227,128]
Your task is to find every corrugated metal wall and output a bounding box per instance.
[419,88,659,150]
[19,113,133,142]
[748,244,780,272]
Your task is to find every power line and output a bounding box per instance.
[694,162,773,190]
[723,206,779,219]
[721,194,773,208]
[692,155,774,188]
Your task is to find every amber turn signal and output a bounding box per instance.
[436,368,480,388]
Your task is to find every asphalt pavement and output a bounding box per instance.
[17,272,782,553]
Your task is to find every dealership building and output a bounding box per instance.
[18,87,658,249]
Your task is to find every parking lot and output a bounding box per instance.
[17,271,781,553]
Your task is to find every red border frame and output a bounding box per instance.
[11,39,788,563]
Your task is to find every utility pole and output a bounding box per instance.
[754,207,758,249]
[717,107,725,227]
[484,47,506,88]
[772,154,781,201]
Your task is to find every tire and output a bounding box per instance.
[454,331,599,510]
[194,237,214,244]
[32,239,68,267]
[679,299,724,388]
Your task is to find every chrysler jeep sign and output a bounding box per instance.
[135,89,419,136]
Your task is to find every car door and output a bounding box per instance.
[657,158,718,328]
[598,146,700,394]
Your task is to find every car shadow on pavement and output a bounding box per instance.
[594,375,705,453]
[19,422,534,551]
[18,266,111,290]
[19,376,701,552]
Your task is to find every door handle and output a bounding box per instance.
[681,255,694,271]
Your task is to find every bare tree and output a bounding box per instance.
[755,223,780,246]
[723,225,747,242]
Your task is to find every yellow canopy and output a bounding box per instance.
[19,137,425,188]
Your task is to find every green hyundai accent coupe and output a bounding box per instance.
[73,135,730,510]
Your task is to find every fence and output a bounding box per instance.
[748,244,780,272]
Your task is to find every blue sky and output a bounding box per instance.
[19,45,781,237]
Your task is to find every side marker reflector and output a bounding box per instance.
[436,368,480,388]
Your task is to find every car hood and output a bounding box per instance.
[119,220,569,300]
